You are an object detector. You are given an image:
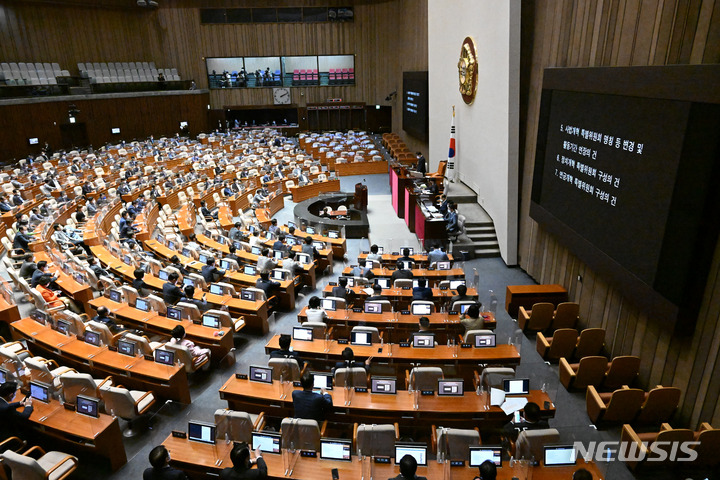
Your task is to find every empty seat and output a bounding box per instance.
[635,385,681,425]
[620,423,694,470]
[518,302,554,332]
[334,367,367,388]
[515,428,560,461]
[355,423,398,457]
[100,384,156,437]
[407,366,443,391]
[586,385,645,425]
[603,355,641,390]
[268,358,302,382]
[559,356,608,390]
[536,328,579,361]
[214,409,265,443]
[281,418,326,452]
[434,426,481,460]
[1,448,78,480]
[575,328,605,359]
[551,302,579,330]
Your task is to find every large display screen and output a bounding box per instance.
[530,66,720,327]
[402,71,428,141]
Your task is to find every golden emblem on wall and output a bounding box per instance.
[457,36,478,105]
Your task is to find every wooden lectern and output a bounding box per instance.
[354,183,368,210]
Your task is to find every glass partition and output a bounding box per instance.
[206,54,354,89]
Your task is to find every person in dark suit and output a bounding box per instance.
[291,372,333,422]
[12,225,33,252]
[412,278,433,301]
[201,258,225,283]
[143,445,188,480]
[183,285,212,313]
[18,254,37,280]
[272,234,287,253]
[333,347,371,373]
[473,460,497,480]
[220,444,267,479]
[396,248,413,267]
[162,272,186,305]
[571,469,593,480]
[501,402,549,442]
[31,260,57,288]
[255,271,280,304]
[450,284,471,307]
[93,305,125,334]
[390,263,414,283]
[330,277,355,303]
[169,255,190,276]
[132,268,152,297]
[269,334,304,370]
[415,152,427,175]
[302,236,319,260]
[389,454,427,480]
[446,203,459,234]
[0,382,33,440]
[367,284,387,302]
[11,190,24,206]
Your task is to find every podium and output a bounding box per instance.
[354,183,368,210]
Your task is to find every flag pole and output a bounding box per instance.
[447,106,456,183]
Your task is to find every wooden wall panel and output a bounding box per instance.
[518,0,720,426]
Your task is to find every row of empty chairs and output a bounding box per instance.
[0,61,70,85]
[78,61,180,83]
[381,133,414,164]
[519,301,579,332]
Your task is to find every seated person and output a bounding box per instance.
[268,218,279,234]
[291,372,332,423]
[256,248,277,274]
[460,304,484,333]
[367,284,387,302]
[170,255,190,276]
[12,225,33,252]
[572,469,593,480]
[428,244,449,264]
[333,347,371,373]
[331,276,355,302]
[0,381,33,440]
[501,402,549,442]
[269,334,304,370]
[143,445,188,480]
[132,268,152,297]
[162,272,187,305]
[220,444,267,480]
[450,284,470,306]
[396,248,413,267]
[305,296,327,323]
[168,325,211,367]
[390,455,428,480]
[183,285,212,313]
[366,244,383,262]
[225,245,242,264]
[199,200,218,220]
[409,317,432,342]
[18,253,37,280]
[87,257,111,280]
[93,305,125,334]
[302,236,319,260]
[35,275,82,314]
[272,234,287,253]
[281,251,300,276]
[51,224,91,256]
[201,258,226,283]
[391,263,414,283]
[412,278,433,301]
[31,261,57,288]
[473,460,497,480]
[228,222,243,242]
[255,271,280,304]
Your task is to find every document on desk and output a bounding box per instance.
[362,287,374,295]
[501,397,528,415]
[490,388,505,406]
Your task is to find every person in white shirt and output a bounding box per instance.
[305,295,327,323]
[366,244,383,262]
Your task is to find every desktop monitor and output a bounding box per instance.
[363,302,382,314]
[544,446,577,466]
[198,254,209,264]
[28,137,39,145]
[370,376,397,394]
[306,226,316,235]
[401,261,413,270]
[209,284,224,295]
[202,314,221,329]
[108,289,122,303]
[292,326,313,341]
[188,421,217,445]
[29,381,50,403]
[503,378,530,395]
[216,236,226,245]
[312,372,333,390]
[474,334,496,348]
[395,443,427,466]
[166,306,183,321]
[375,278,390,289]
[157,234,165,244]
[233,241,243,250]
[412,333,435,348]
[364,261,375,269]
[154,349,175,366]
[252,431,281,454]
[273,250,284,260]
[288,221,296,229]
[469,446,503,467]
[286,237,297,246]
[249,365,273,384]
[74,273,85,284]
[438,379,464,396]
[182,248,192,257]
[84,331,101,346]
[328,231,340,239]
[158,270,169,281]
[321,298,336,311]
[449,280,466,289]
[251,246,262,255]
[220,260,232,271]
[167,241,176,250]
[76,395,100,418]
[346,277,355,287]
[411,303,432,315]
[351,331,372,346]
[243,265,256,275]
[296,253,311,264]
[135,297,150,312]
[320,438,352,461]
[271,270,285,281]
[56,319,71,335]
[460,304,473,315]
[123,254,133,265]
[117,339,137,357]
[399,247,415,255]
[313,241,325,251]
[436,261,451,270]
[0,367,7,383]
[182,277,195,288]
[240,289,256,301]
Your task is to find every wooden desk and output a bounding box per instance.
[279,225,346,258]
[505,284,568,316]
[219,377,555,429]
[0,278,20,324]
[357,251,455,265]
[11,317,191,403]
[335,160,388,176]
[415,201,448,250]
[89,296,235,360]
[162,435,602,480]
[321,284,478,309]
[264,335,519,383]
[13,392,127,470]
[290,179,341,203]
[341,266,465,287]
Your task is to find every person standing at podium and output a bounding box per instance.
[414,152,427,175]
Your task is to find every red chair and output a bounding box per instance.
[312,69,319,84]
[328,69,336,85]
[292,69,299,86]
[299,69,307,85]
[341,68,349,82]
[348,67,354,83]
